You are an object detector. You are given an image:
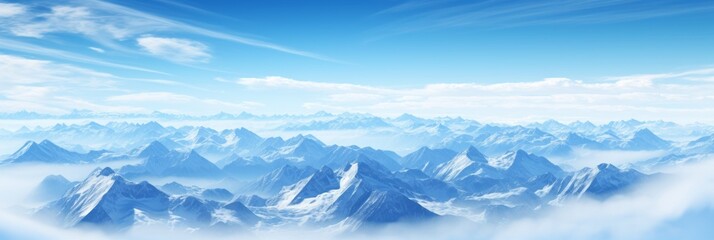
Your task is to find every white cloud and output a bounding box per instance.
[490,159,714,240]
[0,54,116,86]
[88,47,105,53]
[0,53,257,116]
[106,92,263,114]
[0,54,169,115]
[237,76,387,92]
[0,3,25,17]
[328,93,385,102]
[0,1,333,62]
[8,6,133,39]
[3,86,54,101]
[137,36,211,63]
[235,68,714,124]
[106,92,195,102]
[0,37,167,75]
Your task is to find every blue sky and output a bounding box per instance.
[1,0,713,123]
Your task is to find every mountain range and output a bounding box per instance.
[1,119,712,233]
[21,142,664,233]
[3,119,712,170]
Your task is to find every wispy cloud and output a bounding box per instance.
[0,3,26,17]
[106,92,196,102]
[106,91,263,113]
[0,54,209,115]
[88,47,105,53]
[137,36,211,63]
[0,37,168,75]
[372,0,714,37]
[0,0,336,63]
[235,67,714,123]
[0,54,116,86]
[237,76,388,92]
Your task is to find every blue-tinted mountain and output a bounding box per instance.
[271,166,340,206]
[619,128,671,150]
[317,145,402,171]
[37,167,170,229]
[27,175,78,203]
[393,169,458,201]
[243,165,317,196]
[3,140,101,164]
[489,150,565,180]
[119,142,223,179]
[220,155,287,180]
[341,190,437,231]
[434,146,500,181]
[550,163,647,204]
[680,134,714,155]
[399,147,457,174]
[201,188,234,202]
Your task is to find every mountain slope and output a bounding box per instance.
[341,190,437,231]
[489,150,564,180]
[434,146,499,181]
[400,147,457,174]
[27,175,77,203]
[38,167,170,229]
[120,142,223,179]
[244,165,317,196]
[4,140,90,164]
[551,163,647,204]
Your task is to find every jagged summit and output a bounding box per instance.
[434,146,494,181]
[490,150,564,179]
[38,166,169,228]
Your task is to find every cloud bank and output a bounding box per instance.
[237,68,714,123]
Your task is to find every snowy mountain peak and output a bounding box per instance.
[5,139,85,164]
[142,121,163,129]
[395,113,421,121]
[622,128,670,150]
[462,146,487,162]
[137,141,170,158]
[490,150,564,179]
[39,166,170,228]
[39,139,57,146]
[286,134,325,147]
[187,150,202,158]
[98,167,115,176]
[632,128,657,138]
[399,147,457,174]
[434,146,496,181]
[246,165,317,196]
[552,163,646,204]
[228,127,260,138]
[340,155,392,176]
[596,163,617,171]
[13,140,38,155]
[274,166,339,206]
[344,190,437,229]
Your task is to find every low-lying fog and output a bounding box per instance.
[1,155,713,240]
